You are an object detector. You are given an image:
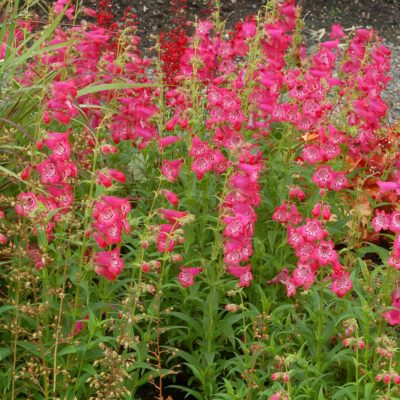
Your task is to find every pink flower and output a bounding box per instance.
[36,159,61,184]
[53,0,75,20]
[322,204,332,220]
[15,192,37,217]
[161,190,179,207]
[28,247,45,270]
[0,234,7,244]
[272,203,290,224]
[161,159,183,182]
[94,248,124,281]
[289,186,305,201]
[388,254,400,270]
[302,145,322,164]
[383,309,400,326]
[377,179,400,194]
[267,268,289,285]
[292,263,315,289]
[178,266,203,288]
[329,172,348,191]
[108,169,126,184]
[331,273,352,298]
[74,321,84,335]
[330,24,345,39]
[158,135,181,151]
[300,219,325,242]
[20,164,31,180]
[82,6,97,17]
[44,131,71,161]
[389,211,400,233]
[226,264,253,287]
[189,136,211,158]
[312,165,334,189]
[156,224,177,253]
[100,144,118,155]
[191,156,213,180]
[314,240,338,266]
[224,304,239,312]
[97,171,113,188]
[159,209,188,224]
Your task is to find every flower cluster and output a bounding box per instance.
[223,150,263,287]
[16,130,76,240]
[272,202,352,297]
[92,196,131,250]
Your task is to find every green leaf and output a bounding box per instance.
[77,82,156,97]
[58,345,77,357]
[0,348,12,361]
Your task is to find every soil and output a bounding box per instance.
[109,0,400,48]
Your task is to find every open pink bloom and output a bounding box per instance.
[371,209,390,232]
[292,263,315,289]
[383,309,400,326]
[92,196,130,247]
[331,272,352,298]
[314,240,338,266]
[312,165,335,189]
[178,266,203,288]
[94,248,124,281]
[300,219,326,242]
[226,264,253,287]
[391,287,400,308]
[191,156,213,180]
[329,172,348,191]
[156,224,177,253]
[388,254,400,271]
[389,211,400,233]
[272,203,290,224]
[44,131,71,161]
[211,150,229,174]
[189,136,211,158]
[36,159,61,184]
[15,192,38,217]
[302,145,322,164]
[285,279,297,297]
[267,268,289,285]
[161,159,183,182]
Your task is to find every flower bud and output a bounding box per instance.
[383,373,391,384]
[271,372,281,381]
[141,263,150,273]
[0,234,7,244]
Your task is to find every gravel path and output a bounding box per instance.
[384,41,400,123]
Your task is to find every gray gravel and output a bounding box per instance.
[383,41,400,124]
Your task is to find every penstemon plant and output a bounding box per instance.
[0,0,399,399]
